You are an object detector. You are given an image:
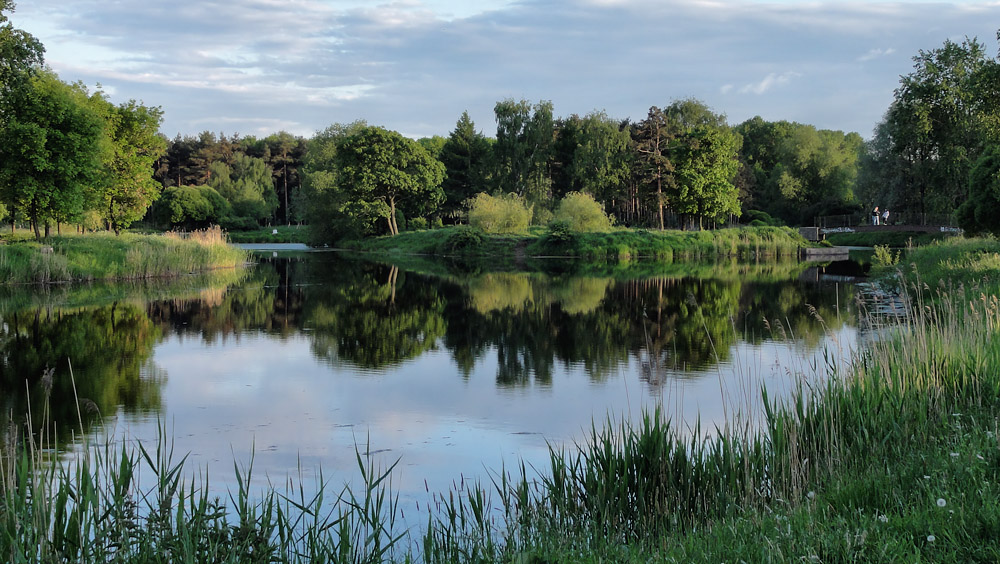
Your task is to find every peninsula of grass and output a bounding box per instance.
[5,267,1000,562]
[344,224,811,262]
[225,224,310,244]
[0,227,250,285]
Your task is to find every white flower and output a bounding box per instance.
[937,498,947,507]
[927,535,936,542]
[923,475,931,479]
[807,491,816,500]
[877,514,888,523]
[950,452,959,457]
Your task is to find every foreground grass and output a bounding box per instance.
[346,225,809,262]
[0,228,250,284]
[4,269,1000,561]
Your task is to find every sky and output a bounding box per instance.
[8,0,1000,141]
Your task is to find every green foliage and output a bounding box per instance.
[209,152,277,225]
[467,192,533,234]
[408,217,428,230]
[553,191,611,232]
[957,144,1000,236]
[94,98,167,233]
[871,244,900,267]
[441,225,485,253]
[333,125,445,237]
[153,185,229,229]
[0,70,105,239]
[493,98,554,206]
[439,111,492,222]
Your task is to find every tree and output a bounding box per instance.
[671,125,743,228]
[493,99,555,207]
[333,126,445,236]
[153,185,229,228]
[861,36,999,216]
[553,191,611,232]
[439,111,491,222]
[95,99,167,233]
[0,70,105,238]
[300,120,368,243]
[0,0,43,98]
[957,144,1000,236]
[567,111,632,209]
[209,152,278,225]
[634,106,675,230]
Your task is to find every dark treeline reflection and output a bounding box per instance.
[0,253,857,442]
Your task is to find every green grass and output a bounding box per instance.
[225,225,310,244]
[344,225,809,262]
[0,229,250,284]
[825,231,952,247]
[876,235,1000,297]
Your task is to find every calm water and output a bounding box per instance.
[0,251,861,510]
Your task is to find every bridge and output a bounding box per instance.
[798,212,961,242]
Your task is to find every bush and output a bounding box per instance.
[546,220,575,244]
[441,225,485,253]
[553,192,611,232]
[219,215,260,231]
[409,217,428,230]
[467,192,532,234]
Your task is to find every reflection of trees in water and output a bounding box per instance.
[0,303,163,441]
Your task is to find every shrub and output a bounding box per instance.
[409,217,428,230]
[553,192,611,232]
[467,192,532,234]
[441,225,485,253]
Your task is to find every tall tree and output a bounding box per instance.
[333,126,445,236]
[493,99,555,207]
[862,36,998,216]
[439,111,491,222]
[568,110,632,208]
[95,99,167,233]
[0,0,43,97]
[300,120,368,243]
[634,106,674,230]
[0,70,105,238]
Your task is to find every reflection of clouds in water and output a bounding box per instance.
[102,321,858,519]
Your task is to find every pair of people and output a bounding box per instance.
[872,207,889,225]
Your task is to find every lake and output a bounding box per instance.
[0,250,862,517]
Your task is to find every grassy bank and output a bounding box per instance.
[825,230,952,247]
[0,228,250,285]
[887,236,1000,296]
[346,225,809,262]
[225,225,310,244]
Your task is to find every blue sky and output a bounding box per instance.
[9,0,1000,140]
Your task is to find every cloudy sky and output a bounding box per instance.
[8,0,1000,140]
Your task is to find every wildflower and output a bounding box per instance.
[937,498,946,507]
[924,475,931,479]
[877,514,888,523]
[950,452,959,457]
[927,535,936,542]
[807,491,816,500]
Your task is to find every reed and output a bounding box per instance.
[0,229,249,284]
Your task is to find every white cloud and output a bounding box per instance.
[858,47,897,62]
[738,72,801,95]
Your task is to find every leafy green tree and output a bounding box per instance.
[439,111,491,222]
[553,191,611,232]
[154,185,229,228]
[671,125,743,228]
[209,152,277,225]
[94,99,167,233]
[568,111,631,206]
[467,192,532,234]
[0,70,105,239]
[300,120,368,243]
[493,99,555,208]
[957,145,1000,236]
[0,0,43,97]
[861,36,999,216]
[333,126,445,236]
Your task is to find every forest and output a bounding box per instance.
[3,1,1000,243]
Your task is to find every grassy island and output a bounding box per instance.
[343,225,811,262]
[0,227,249,285]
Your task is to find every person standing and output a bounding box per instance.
[882,208,890,225]
[873,206,880,225]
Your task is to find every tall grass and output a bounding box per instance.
[0,227,249,284]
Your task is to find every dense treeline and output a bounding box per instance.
[3,1,1000,242]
